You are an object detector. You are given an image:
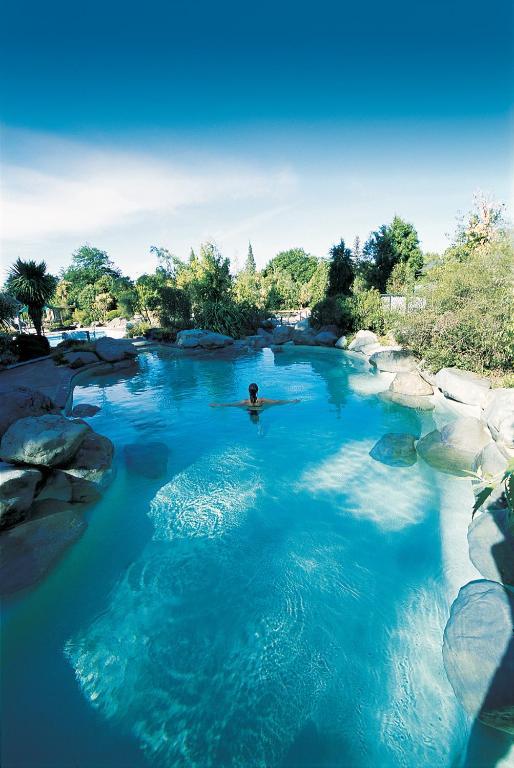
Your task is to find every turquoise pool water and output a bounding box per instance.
[2,346,511,767]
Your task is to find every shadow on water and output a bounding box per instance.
[462,510,514,768]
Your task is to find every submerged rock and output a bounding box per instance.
[378,391,435,411]
[389,371,434,397]
[348,330,378,352]
[468,508,514,586]
[443,580,514,734]
[124,442,169,479]
[0,415,89,468]
[435,367,491,408]
[0,463,42,529]
[416,417,492,476]
[0,507,87,594]
[71,404,101,418]
[95,336,138,362]
[369,433,417,467]
[0,385,58,439]
[369,349,418,373]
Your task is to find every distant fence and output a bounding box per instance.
[272,309,311,326]
[380,294,426,312]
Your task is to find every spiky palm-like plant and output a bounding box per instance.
[6,259,57,336]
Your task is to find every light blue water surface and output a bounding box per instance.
[1,347,510,767]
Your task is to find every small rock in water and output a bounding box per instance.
[369,433,417,467]
[416,417,492,476]
[71,404,101,418]
[124,442,169,479]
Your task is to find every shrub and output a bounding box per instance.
[0,293,21,330]
[105,309,123,322]
[126,322,152,338]
[310,295,355,331]
[0,333,18,366]
[391,242,514,373]
[157,287,192,327]
[14,334,50,361]
[195,300,264,337]
[351,289,386,334]
[144,327,178,342]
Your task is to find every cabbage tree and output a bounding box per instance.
[6,259,57,336]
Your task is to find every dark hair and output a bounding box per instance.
[248,382,258,404]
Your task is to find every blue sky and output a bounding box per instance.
[1,0,512,276]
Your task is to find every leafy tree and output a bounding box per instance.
[245,242,256,274]
[62,245,121,285]
[263,248,318,308]
[327,239,354,296]
[362,216,422,292]
[6,259,57,335]
[157,286,191,327]
[301,260,330,306]
[445,195,505,262]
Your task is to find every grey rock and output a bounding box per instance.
[483,389,514,456]
[390,371,434,397]
[369,433,417,467]
[35,470,73,504]
[435,367,491,408]
[468,508,514,586]
[292,328,317,346]
[314,331,338,347]
[63,351,99,369]
[245,335,268,350]
[0,385,58,439]
[0,415,89,468]
[124,442,169,479]
[294,318,311,331]
[335,335,347,349]
[369,349,418,373]
[61,432,115,502]
[0,507,87,594]
[71,404,101,418]
[257,327,272,337]
[176,329,234,349]
[379,391,435,411]
[472,442,509,511]
[0,463,42,529]
[359,342,386,357]
[271,325,294,345]
[348,330,378,352]
[443,579,514,734]
[416,417,492,476]
[95,336,138,362]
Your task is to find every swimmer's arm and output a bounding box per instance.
[209,400,248,408]
[260,398,301,405]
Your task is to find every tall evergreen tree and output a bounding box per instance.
[363,216,422,292]
[327,239,354,296]
[245,242,256,274]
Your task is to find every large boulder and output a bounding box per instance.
[63,350,99,369]
[271,325,294,345]
[292,328,317,346]
[443,580,514,734]
[335,336,347,349]
[369,433,417,467]
[416,417,492,476]
[389,371,434,397]
[471,441,509,512]
[369,349,418,373]
[379,391,435,411]
[314,331,338,347]
[468,508,514,586]
[123,442,169,479]
[0,463,42,529]
[0,415,89,468]
[294,318,311,331]
[348,330,378,352]
[435,367,491,408]
[0,385,58,439]
[483,389,514,456]
[245,335,268,350]
[61,432,114,502]
[176,329,234,349]
[0,506,87,594]
[95,336,138,362]
[35,470,74,504]
[359,342,386,357]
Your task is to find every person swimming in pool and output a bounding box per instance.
[210,382,300,410]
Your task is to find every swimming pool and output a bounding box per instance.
[2,346,511,767]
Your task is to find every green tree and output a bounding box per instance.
[263,248,318,308]
[301,260,330,306]
[445,195,505,262]
[362,216,422,292]
[245,242,256,274]
[6,259,57,335]
[327,239,354,296]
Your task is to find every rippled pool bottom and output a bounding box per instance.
[2,346,508,767]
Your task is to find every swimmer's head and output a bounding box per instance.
[248,382,258,404]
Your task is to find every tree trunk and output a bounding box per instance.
[30,305,43,336]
